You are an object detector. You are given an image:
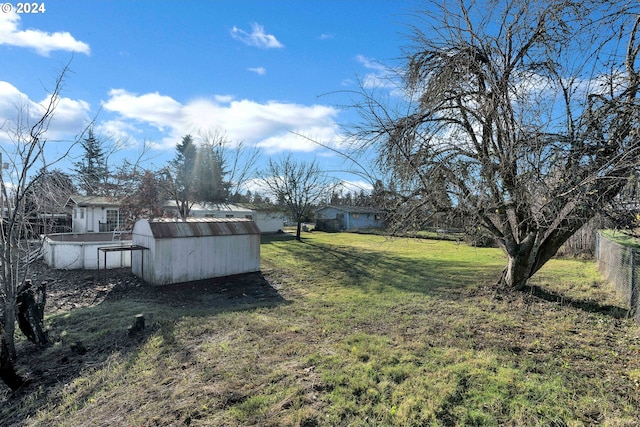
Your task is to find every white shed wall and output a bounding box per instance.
[131,232,154,280]
[147,235,259,285]
[131,219,260,286]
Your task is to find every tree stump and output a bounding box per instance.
[16,280,49,347]
[128,314,145,337]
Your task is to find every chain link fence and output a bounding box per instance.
[595,232,639,322]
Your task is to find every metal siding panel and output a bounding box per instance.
[229,236,241,275]
[173,238,190,283]
[132,217,261,285]
[198,236,209,279]
[215,237,225,276]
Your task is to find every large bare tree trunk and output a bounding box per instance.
[499,228,577,290]
[0,333,24,391]
[3,272,17,359]
[501,255,536,291]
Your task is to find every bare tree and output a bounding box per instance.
[198,131,262,200]
[25,169,77,234]
[353,0,640,290]
[225,142,262,200]
[0,65,79,388]
[260,155,331,240]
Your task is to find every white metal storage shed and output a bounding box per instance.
[131,217,261,286]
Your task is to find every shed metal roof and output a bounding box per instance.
[145,217,261,239]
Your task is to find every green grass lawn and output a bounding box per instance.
[600,229,640,249]
[3,231,640,426]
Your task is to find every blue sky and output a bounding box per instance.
[0,0,417,194]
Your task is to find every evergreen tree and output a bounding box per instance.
[170,134,198,217]
[168,135,231,218]
[74,127,109,196]
[196,141,229,203]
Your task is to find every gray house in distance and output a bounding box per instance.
[315,205,385,232]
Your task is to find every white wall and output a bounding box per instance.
[131,220,260,286]
[254,212,285,233]
[43,238,131,270]
[71,206,119,233]
[146,235,260,285]
[72,207,86,233]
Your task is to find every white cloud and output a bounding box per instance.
[337,179,373,194]
[231,23,284,49]
[240,177,270,195]
[256,131,322,153]
[102,89,183,131]
[0,81,27,113]
[355,54,387,73]
[0,81,90,142]
[355,54,402,90]
[319,33,334,40]
[95,119,139,147]
[249,67,266,75]
[0,11,90,56]
[44,96,91,138]
[102,89,341,153]
[214,94,234,103]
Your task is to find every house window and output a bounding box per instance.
[245,215,253,220]
[352,213,360,219]
[226,214,234,218]
[106,209,120,231]
[79,208,84,219]
[375,214,381,221]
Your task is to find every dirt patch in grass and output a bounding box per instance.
[29,261,285,314]
[1,261,287,422]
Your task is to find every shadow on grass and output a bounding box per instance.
[269,233,630,319]
[261,232,298,244]
[523,284,629,319]
[133,271,288,311]
[282,238,503,297]
[0,271,287,425]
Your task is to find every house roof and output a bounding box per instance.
[66,195,121,208]
[162,201,253,214]
[316,205,385,215]
[140,217,261,239]
[236,203,289,215]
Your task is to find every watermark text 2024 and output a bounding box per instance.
[1,3,46,13]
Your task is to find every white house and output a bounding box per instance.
[163,201,252,219]
[66,195,124,233]
[131,217,261,286]
[250,209,286,233]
